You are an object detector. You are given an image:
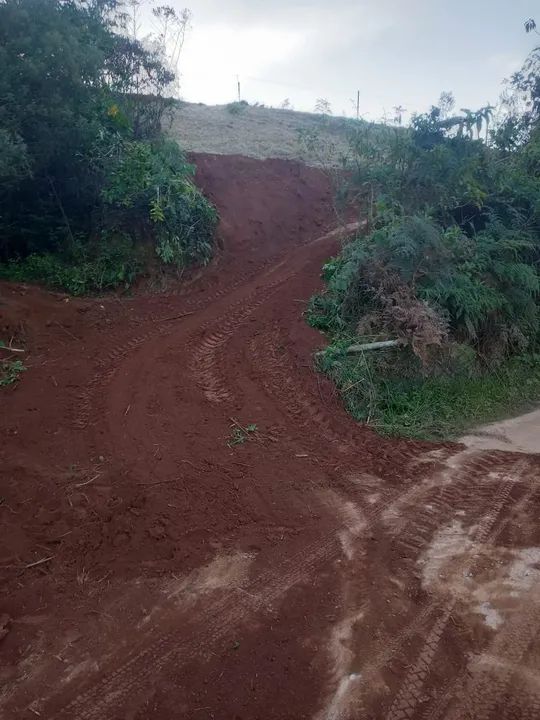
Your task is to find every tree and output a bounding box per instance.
[314,98,332,115]
[437,91,455,119]
[478,104,496,143]
[525,17,539,34]
[0,0,117,255]
[393,105,406,126]
[151,5,191,94]
[460,108,476,139]
[495,30,540,147]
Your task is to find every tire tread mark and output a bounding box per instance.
[43,452,512,719]
[385,460,526,720]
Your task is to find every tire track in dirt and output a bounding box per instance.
[310,452,523,719]
[91,223,361,476]
[250,328,429,473]
[383,452,516,556]
[189,223,360,407]
[43,503,371,718]
[423,610,540,720]
[191,275,294,404]
[243,308,534,720]
[420,474,540,720]
[384,458,529,720]
[40,449,520,719]
[71,253,285,430]
[73,224,359,431]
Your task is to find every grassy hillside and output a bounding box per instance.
[169,101,356,166]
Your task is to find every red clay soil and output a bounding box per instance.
[1,154,540,720]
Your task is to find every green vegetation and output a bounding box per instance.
[310,64,540,438]
[227,421,258,447]
[227,101,249,116]
[0,233,143,295]
[316,347,540,439]
[0,357,25,386]
[0,0,217,294]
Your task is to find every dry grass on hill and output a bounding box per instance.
[168,101,358,166]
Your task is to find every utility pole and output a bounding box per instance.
[236,75,241,102]
[356,90,360,121]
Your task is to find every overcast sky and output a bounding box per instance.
[166,0,540,120]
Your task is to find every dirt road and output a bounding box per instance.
[2,154,540,719]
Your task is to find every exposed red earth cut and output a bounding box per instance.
[1,154,540,720]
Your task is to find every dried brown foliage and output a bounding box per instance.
[355,262,448,366]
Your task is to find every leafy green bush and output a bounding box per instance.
[102,139,217,267]
[310,215,538,358]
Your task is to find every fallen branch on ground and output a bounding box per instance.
[74,473,100,488]
[25,555,54,569]
[346,339,401,353]
[157,311,195,322]
[0,343,24,353]
[315,339,401,358]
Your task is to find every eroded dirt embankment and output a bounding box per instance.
[1,154,540,720]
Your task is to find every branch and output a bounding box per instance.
[346,339,401,353]
[315,339,402,359]
[0,344,24,353]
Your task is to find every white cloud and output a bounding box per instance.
[180,23,306,104]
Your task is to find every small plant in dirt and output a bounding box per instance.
[227,419,258,447]
[0,358,25,387]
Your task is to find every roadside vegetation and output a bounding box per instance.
[0,341,25,386]
[0,357,25,387]
[309,43,540,439]
[0,0,217,295]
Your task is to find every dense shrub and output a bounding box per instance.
[310,68,540,436]
[226,101,249,115]
[101,139,217,267]
[309,215,539,362]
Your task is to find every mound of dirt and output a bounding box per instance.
[193,153,336,256]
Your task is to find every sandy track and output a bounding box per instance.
[1,154,540,720]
